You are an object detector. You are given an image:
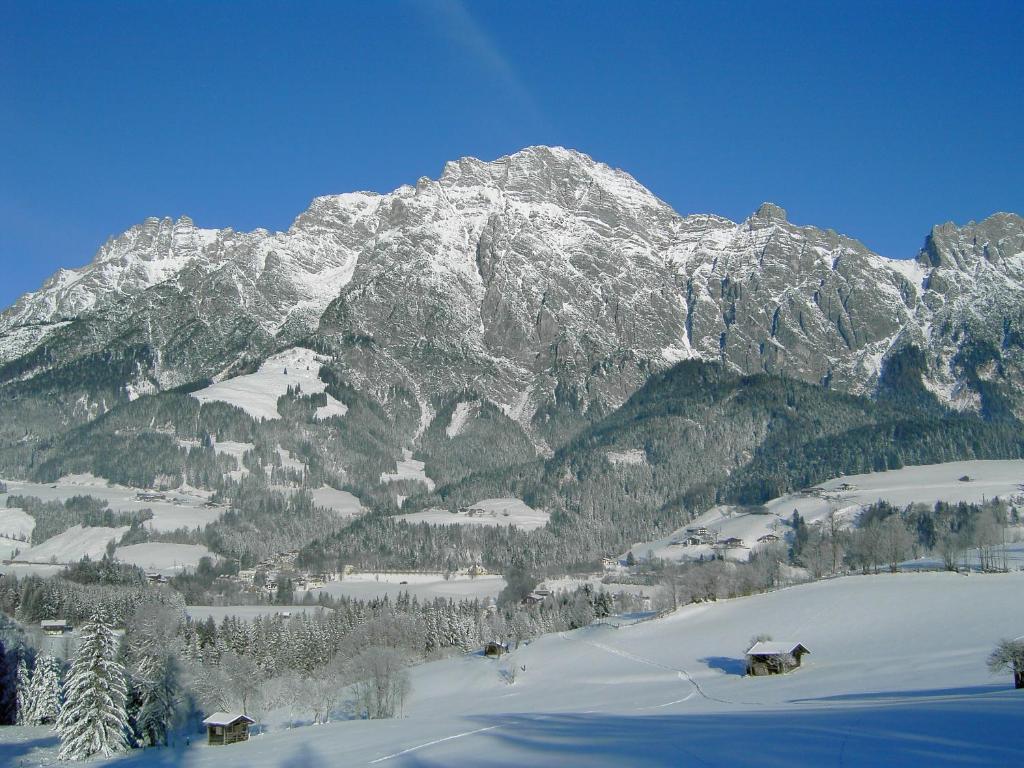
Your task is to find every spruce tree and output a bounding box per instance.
[56,614,129,760]
[135,654,179,747]
[27,654,63,725]
[15,653,33,725]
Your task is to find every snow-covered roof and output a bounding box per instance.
[202,712,256,727]
[40,620,68,628]
[746,641,809,656]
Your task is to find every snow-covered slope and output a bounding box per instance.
[191,347,347,421]
[396,497,549,531]
[114,542,216,575]
[16,524,128,564]
[32,571,1012,767]
[631,459,1024,563]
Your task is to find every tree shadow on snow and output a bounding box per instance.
[0,733,60,764]
[392,700,1024,768]
[700,655,747,676]
[791,683,1008,703]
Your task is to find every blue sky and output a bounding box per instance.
[1,0,1022,308]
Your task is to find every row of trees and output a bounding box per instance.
[791,499,1017,577]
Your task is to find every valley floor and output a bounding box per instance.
[4,571,1022,767]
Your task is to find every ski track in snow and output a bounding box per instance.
[368,725,502,763]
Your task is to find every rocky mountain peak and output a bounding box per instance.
[751,201,788,223]
[1,147,1021,428]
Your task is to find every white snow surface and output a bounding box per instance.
[316,572,506,603]
[395,498,549,531]
[605,449,647,466]
[7,571,1012,767]
[16,524,129,564]
[0,474,223,533]
[0,507,34,540]
[310,486,363,518]
[191,347,347,421]
[0,536,25,560]
[115,543,216,575]
[380,450,436,491]
[632,459,1024,563]
[445,401,477,438]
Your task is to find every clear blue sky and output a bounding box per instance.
[2,1,1022,309]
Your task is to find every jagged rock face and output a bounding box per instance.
[911,214,1024,415]
[1,146,1022,433]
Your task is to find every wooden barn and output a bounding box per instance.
[745,641,810,676]
[484,641,509,658]
[202,712,256,745]
[40,620,71,636]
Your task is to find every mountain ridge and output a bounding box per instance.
[1,146,1022,449]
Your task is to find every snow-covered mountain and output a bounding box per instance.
[2,146,1022,430]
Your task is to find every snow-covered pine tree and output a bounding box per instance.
[0,638,15,725]
[56,613,129,760]
[15,653,33,725]
[135,653,179,747]
[27,653,63,725]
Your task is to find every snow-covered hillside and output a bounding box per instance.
[0,474,223,533]
[17,524,128,564]
[114,543,217,575]
[396,498,549,531]
[631,459,1024,563]
[191,347,347,421]
[6,571,1002,767]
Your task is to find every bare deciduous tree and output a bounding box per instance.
[987,639,1024,689]
[349,648,410,719]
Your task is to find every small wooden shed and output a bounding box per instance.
[484,641,509,658]
[745,641,810,676]
[202,712,255,745]
[41,619,71,636]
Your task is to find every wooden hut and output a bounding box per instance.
[40,620,71,636]
[202,712,256,745]
[745,641,810,676]
[484,641,509,658]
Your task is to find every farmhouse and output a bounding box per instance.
[202,712,256,745]
[40,620,71,635]
[757,534,780,544]
[745,641,810,675]
[718,537,745,549]
[686,527,717,544]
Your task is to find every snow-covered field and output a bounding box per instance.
[315,571,506,602]
[380,450,435,492]
[0,536,25,560]
[606,448,646,466]
[3,571,1016,766]
[318,572,506,602]
[395,498,549,531]
[115,543,217,575]
[310,486,363,518]
[15,524,129,564]
[816,459,1024,507]
[632,459,1024,563]
[0,506,34,541]
[191,347,347,421]
[0,474,224,533]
